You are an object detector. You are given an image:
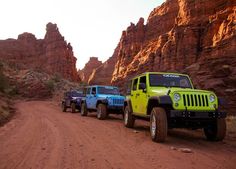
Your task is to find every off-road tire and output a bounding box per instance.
[62,102,67,112]
[124,106,135,128]
[150,107,167,142]
[97,104,107,120]
[204,118,226,141]
[81,102,88,116]
[71,103,76,113]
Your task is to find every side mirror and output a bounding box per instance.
[139,83,147,92]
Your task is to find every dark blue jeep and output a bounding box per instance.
[80,85,125,120]
[61,90,84,113]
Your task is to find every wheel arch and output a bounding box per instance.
[81,99,87,105]
[124,99,133,113]
[147,96,173,115]
[96,99,108,107]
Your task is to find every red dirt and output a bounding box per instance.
[0,101,236,169]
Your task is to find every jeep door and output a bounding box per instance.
[85,87,92,108]
[136,75,148,115]
[89,87,97,109]
[131,78,139,113]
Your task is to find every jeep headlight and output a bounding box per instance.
[209,94,216,103]
[107,97,112,104]
[174,93,181,102]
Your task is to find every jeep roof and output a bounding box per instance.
[131,72,191,80]
[86,85,118,88]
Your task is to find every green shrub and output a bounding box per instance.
[7,86,19,96]
[0,64,8,92]
[52,73,62,83]
[45,79,55,92]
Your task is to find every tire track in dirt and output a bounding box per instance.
[0,101,236,169]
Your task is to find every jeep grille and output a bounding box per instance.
[182,94,209,107]
[112,99,124,105]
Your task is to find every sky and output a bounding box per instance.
[0,0,164,69]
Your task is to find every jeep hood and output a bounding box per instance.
[169,88,215,95]
[72,97,82,100]
[150,87,215,96]
[97,94,125,99]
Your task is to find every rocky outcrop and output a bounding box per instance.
[1,61,81,99]
[0,23,80,82]
[90,0,236,114]
[78,57,102,82]
[88,46,119,85]
[80,46,120,85]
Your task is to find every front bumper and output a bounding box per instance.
[107,105,123,110]
[170,110,227,119]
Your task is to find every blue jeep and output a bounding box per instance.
[80,85,125,120]
[61,90,84,113]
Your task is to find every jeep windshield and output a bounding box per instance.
[71,91,83,97]
[98,87,120,95]
[149,74,193,89]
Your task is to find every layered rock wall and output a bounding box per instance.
[88,47,119,85]
[0,23,79,82]
[89,0,236,114]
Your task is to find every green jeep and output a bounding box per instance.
[124,72,227,142]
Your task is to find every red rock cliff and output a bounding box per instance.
[90,0,236,114]
[78,57,102,83]
[0,22,80,82]
[88,46,119,85]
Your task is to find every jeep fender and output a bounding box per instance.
[124,99,133,113]
[71,100,77,104]
[81,99,87,105]
[147,96,172,115]
[96,99,108,107]
[218,97,225,106]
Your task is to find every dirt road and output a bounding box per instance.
[0,101,236,169]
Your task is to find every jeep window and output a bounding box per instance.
[149,74,192,88]
[139,76,146,89]
[132,78,138,91]
[98,86,120,95]
[92,87,96,95]
[86,88,91,95]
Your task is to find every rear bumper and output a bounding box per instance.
[170,110,227,119]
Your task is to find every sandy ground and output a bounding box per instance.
[0,101,236,169]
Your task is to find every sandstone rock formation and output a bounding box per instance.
[89,0,236,114]
[78,57,102,83]
[88,47,119,85]
[0,23,80,82]
[1,61,81,99]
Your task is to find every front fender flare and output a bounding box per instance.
[124,99,133,113]
[147,95,172,115]
[96,99,108,107]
